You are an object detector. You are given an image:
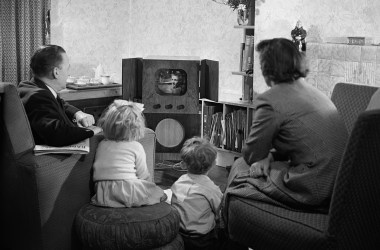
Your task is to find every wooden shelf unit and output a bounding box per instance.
[202,3,256,167]
[232,71,253,77]
[201,98,257,167]
[233,25,255,29]
[237,22,255,101]
[59,86,122,122]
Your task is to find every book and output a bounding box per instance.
[203,105,216,140]
[210,112,223,148]
[242,35,254,72]
[241,35,250,71]
[239,42,245,71]
[34,138,90,156]
[246,35,254,71]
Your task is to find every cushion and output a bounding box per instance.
[227,196,330,250]
[75,202,180,249]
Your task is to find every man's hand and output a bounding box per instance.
[87,125,102,135]
[249,153,273,178]
[74,111,95,127]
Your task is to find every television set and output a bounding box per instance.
[122,57,218,159]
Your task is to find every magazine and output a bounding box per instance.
[34,138,90,156]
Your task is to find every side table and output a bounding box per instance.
[59,86,122,121]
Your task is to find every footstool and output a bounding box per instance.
[75,202,183,249]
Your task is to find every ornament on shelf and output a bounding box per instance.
[237,4,249,25]
[291,20,307,52]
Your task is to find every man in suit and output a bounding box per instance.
[18,45,102,147]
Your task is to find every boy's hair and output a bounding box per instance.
[256,38,309,84]
[97,100,145,141]
[181,137,217,175]
[30,45,66,77]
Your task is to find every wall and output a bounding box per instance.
[52,0,380,100]
[254,0,380,95]
[306,42,380,96]
[51,0,244,101]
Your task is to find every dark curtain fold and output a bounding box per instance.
[0,0,50,84]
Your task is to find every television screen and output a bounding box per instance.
[155,68,187,96]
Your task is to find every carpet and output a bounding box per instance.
[154,160,229,192]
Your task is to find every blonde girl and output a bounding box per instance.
[91,100,165,207]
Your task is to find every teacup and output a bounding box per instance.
[101,75,111,85]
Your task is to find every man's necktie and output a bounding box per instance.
[56,95,65,109]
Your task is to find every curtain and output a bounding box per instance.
[0,0,50,84]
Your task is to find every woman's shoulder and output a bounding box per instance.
[255,86,282,108]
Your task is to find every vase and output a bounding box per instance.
[237,6,249,25]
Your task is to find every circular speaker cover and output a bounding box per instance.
[155,118,184,148]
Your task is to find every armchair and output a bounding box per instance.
[0,82,156,250]
[224,83,380,249]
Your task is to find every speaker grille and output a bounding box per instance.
[155,118,184,148]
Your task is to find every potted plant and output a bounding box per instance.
[226,0,251,10]
[227,0,251,25]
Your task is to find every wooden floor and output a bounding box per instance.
[154,160,229,192]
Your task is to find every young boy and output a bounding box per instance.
[171,137,223,250]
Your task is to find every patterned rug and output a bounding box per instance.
[154,160,228,192]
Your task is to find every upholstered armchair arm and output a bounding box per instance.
[0,82,157,250]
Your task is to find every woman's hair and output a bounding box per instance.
[256,38,309,84]
[97,100,146,141]
[180,137,217,175]
[30,45,66,77]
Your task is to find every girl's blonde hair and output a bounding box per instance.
[97,100,145,141]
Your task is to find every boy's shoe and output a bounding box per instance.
[173,161,187,172]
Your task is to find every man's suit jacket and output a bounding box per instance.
[18,78,94,146]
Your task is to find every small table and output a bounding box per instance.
[59,85,122,121]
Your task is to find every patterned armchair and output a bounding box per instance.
[225,83,380,249]
[0,82,156,250]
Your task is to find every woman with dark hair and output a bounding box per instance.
[223,38,348,214]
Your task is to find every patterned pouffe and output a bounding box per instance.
[75,202,183,250]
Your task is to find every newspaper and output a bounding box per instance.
[33,138,90,156]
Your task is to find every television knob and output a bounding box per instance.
[165,104,173,109]
[153,104,161,109]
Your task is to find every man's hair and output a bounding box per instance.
[180,137,217,175]
[30,45,66,77]
[256,38,309,84]
[97,100,146,141]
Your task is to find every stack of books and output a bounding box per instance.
[224,109,247,152]
[209,112,224,148]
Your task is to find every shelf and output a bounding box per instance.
[60,85,122,101]
[234,25,255,29]
[202,98,255,107]
[201,98,257,166]
[232,71,253,77]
